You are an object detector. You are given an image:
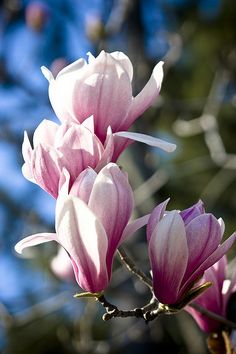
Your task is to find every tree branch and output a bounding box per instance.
[117,246,153,291]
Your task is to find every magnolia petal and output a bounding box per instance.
[32,145,60,198]
[33,119,59,147]
[22,131,33,181]
[180,200,205,226]
[41,66,54,82]
[81,115,95,133]
[88,163,133,272]
[95,127,114,170]
[41,58,87,82]
[87,52,95,63]
[186,303,221,334]
[22,131,33,163]
[186,264,225,333]
[126,61,164,127]
[198,267,223,313]
[15,233,57,254]
[120,214,150,244]
[22,163,34,181]
[70,168,97,203]
[218,217,225,237]
[45,66,79,122]
[78,51,133,141]
[180,232,236,297]
[57,124,103,180]
[58,168,70,196]
[212,256,227,293]
[146,199,169,242]
[184,214,222,281]
[149,211,188,305]
[110,51,133,81]
[57,123,101,151]
[114,131,176,152]
[56,195,109,292]
[56,58,87,78]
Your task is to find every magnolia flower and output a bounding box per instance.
[147,200,236,306]
[186,256,236,333]
[22,116,114,198]
[15,163,148,293]
[41,50,176,160]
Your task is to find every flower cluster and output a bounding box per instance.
[15,51,236,335]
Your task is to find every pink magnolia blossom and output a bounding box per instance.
[15,163,149,293]
[22,116,114,198]
[186,256,236,333]
[147,200,236,306]
[41,50,176,160]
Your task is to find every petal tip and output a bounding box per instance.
[41,66,54,81]
[14,242,23,254]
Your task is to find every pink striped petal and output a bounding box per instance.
[180,200,205,225]
[77,51,133,141]
[41,59,87,123]
[125,61,164,128]
[56,195,109,292]
[149,211,188,304]
[180,232,236,297]
[88,163,133,273]
[146,199,169,242]
[95,127,114,170]
[70,168,97,203]
[110,51,133,81]
[184,214,222,280]
[199,266,224,313]
[15,233,57,254]
[114,132,176,152]
[57,124,103,181]
[32,145,60,198]
[33,119,59,147]
[55,58,87,78]
[212,256,227,294]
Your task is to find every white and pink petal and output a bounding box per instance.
[56,195,109,292]
[149,211,188,304]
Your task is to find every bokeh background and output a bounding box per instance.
[1,0,236,353]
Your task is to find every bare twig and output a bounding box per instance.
[96,293,161,322]
[117,246,153,290]
[97,294,145,321]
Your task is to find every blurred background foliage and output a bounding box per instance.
[1,0,236,353]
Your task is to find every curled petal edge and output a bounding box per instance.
[15,233,57,254]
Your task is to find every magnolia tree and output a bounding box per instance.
[15,51,236,354]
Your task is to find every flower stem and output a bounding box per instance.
[96,294,144,321]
